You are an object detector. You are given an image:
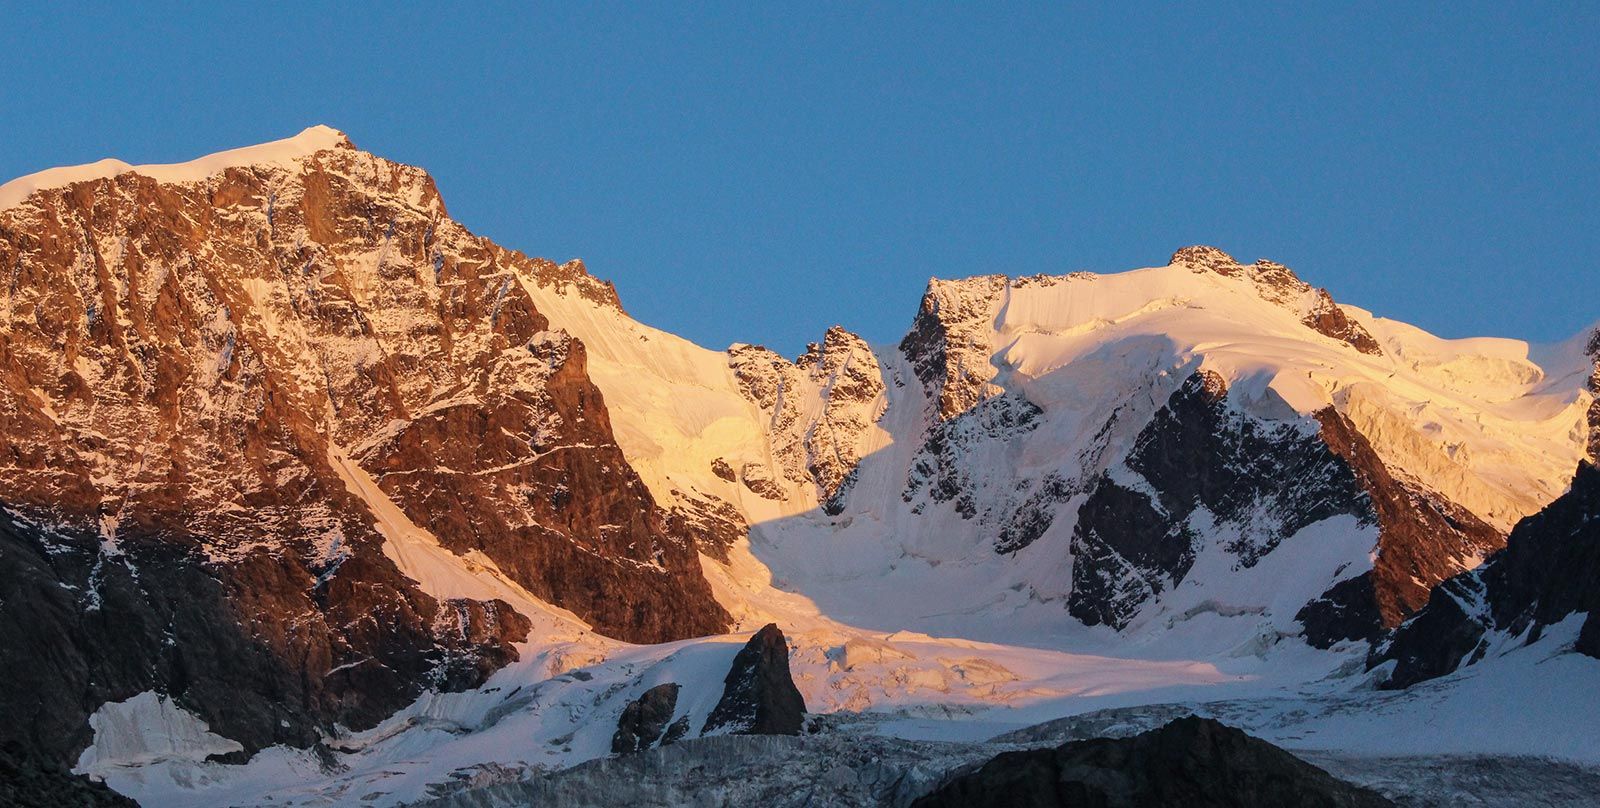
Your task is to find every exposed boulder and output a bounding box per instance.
[611,683,682,755]
[701,624,806,736]
[911,716,1394,808]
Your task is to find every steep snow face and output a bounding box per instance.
[76,693,243,774]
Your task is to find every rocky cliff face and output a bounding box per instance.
[1297,410,1501,645]
[0,741,138,808]
[0,131,726,767]
[898,274,1008,421]
[1371,461,1600,688]
[1066,372,1372,630]
[1058,369,1498,640]
[728,326,885,510]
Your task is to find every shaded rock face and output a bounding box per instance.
[898,274,1008,420]
[1170,246,1382,356]
[1067,372,1371,629]
[0,507,527,768]
[1299,410,1502,646]
[0,136,725,765]
[905,391,1044,520]
[1061,370,1500,638]
[911,716,1394,808]
[0,742,138,808]
[701,624,806,736]
[611,683,683,755]
[1372,461,1600,689]
[728,327,885,509]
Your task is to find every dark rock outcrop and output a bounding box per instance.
[1067,372,1371,629]
[701,624,806,736]
[912,716,1394,808]
[1061,369,1499,638]
[611,683,682,755]
[0,742,137,808]
[1372,461,1600,688]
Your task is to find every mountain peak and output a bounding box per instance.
[0,124,352,210]
[1168,244,1241,272]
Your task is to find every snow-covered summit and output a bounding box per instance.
[0,124,351,210]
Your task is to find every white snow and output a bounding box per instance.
[0,125,348,210]
[76,692,243,774]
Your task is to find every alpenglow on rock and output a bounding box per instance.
[1371,460,1600,689]
[0,126,728,768]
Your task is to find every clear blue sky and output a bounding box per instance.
[4,4,1596,356]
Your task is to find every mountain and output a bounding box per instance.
[0,128,1594,806]
[0,127,727,769]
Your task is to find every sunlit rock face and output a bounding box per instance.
[0,131,726,765]
[1372,460,1600,689]
[728,325,885,512]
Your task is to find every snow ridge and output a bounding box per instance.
[0,125,350,210]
